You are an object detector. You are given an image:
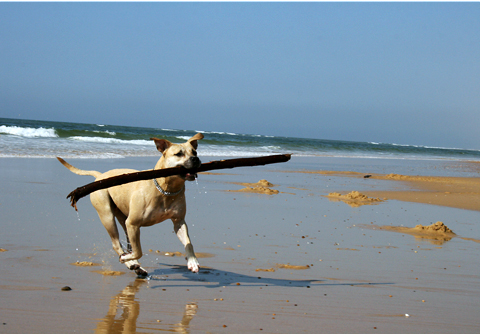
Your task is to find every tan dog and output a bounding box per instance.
[57,133,204,277]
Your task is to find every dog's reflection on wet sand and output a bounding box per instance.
[94,278,198,334]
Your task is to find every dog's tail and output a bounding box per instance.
[56,157,102,178]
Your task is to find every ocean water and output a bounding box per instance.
[1,117,480,161]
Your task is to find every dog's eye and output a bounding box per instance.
[192,150,197,156]
[175,152,184,157]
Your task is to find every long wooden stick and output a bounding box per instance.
[66,154,291,209]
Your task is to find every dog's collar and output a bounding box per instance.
[153,178,185,196]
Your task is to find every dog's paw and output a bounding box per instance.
[187,257,200,273]
[119,252,131,263]
[130,264,148,277]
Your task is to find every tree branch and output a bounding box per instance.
[66,154,291,210]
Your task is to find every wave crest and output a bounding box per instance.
[69,136,151,146]
[0,125,58,138]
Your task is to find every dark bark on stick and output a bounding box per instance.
[66,154,291,210]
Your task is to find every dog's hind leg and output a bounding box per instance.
[91,191,147,277]
[113,208,131,252]
[114,208,148,277]
[172,218,199,273]
[91,191,125,257]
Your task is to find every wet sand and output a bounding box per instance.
[0,156,479,333]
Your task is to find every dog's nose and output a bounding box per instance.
[190,156,201,168]
[184,156,201,170]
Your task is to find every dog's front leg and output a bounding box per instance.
[119,224,143,263]
[172,218,199,273]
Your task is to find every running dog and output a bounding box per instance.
[57,133,204,277]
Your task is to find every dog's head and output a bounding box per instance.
[150,133,203,181]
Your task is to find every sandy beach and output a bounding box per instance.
[1,156,479,333]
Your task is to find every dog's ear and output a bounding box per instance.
[150,137,172,154]
[188,133,204,149]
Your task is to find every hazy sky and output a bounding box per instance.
[1,2,479,149]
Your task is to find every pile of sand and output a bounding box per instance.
[360,221,457,244]
[229,179,279,195]
[413,221,455,234]
[326,191,383,207]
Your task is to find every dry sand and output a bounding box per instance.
[1,157,479,333]
[291,169,480,211]
[366,173,480,212]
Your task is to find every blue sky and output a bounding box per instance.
[1,2,479,149]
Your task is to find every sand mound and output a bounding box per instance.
[237,186,279,195]
[256,179,274,187]
[326,191,383,207]
[360,221,456,245]
[229,179,279,195]
[413,221,455,234]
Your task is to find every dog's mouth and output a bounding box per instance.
[180,157,201,181]
[184,173,197,181]
[181,157,201,181]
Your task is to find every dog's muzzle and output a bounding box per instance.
[184,157,201,181]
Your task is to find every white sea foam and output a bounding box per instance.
[91,130,116,135]
[176,136,194,141]
[263,145,282,150]
[389,142,478,152]
[0,125,58,138]
[195,130,240,136]
[0,152,126,159]
[68,136,151,146]
[197,145,289,157]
